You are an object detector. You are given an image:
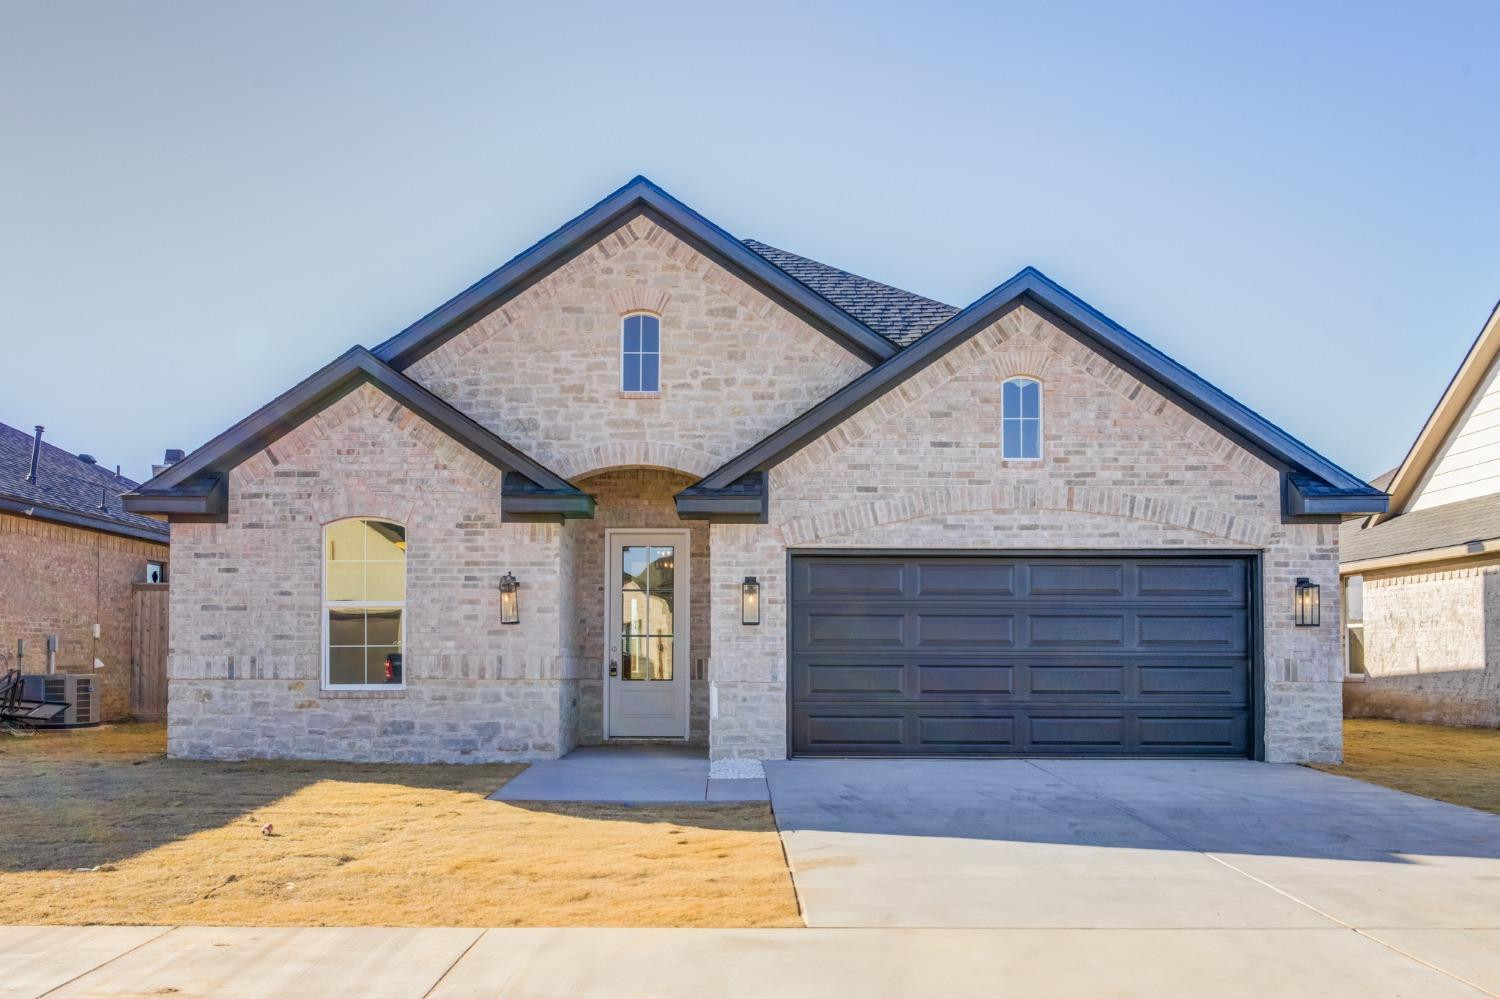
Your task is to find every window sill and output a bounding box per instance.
[618,391,661,400]
[319,687,409,699]
[1342,674,1367,683]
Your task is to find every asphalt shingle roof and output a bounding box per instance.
[743,240,958,347]
[1341,491,1500,564]
[0,421,168,542]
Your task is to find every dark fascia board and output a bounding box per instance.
[0,494,170,544]
[371,176,896,370]
[499,472,596,522]
[122,474,227,518]
[127,346,586,514]
[686,267,1379,516]
[1283,476,1389,518]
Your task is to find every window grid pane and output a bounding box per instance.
[325,519,405,687]
[622,315,661,392]
[1001,378,1041,460]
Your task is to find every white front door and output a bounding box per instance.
[606,530,689,739]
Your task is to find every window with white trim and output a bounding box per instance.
[1002,377,1042,460]
[621,313,661,392]
[324,518,406,688]
[1344,575,1366,675]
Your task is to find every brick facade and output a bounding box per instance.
[709,306,1343,764]
[167,384,578,762]
[0,512,168,720]
[1344,562,1500,728]
[165,232,1347,765]
[405,215,870,479]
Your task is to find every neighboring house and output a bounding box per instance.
[1341,300,1500,728]
[125,176,1385,769]
[0,421,170,720]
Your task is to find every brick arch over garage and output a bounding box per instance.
[777,483,1275,548]
[555,442,722,481]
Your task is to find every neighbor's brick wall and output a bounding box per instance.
[405,215,871,481]
[709,305,1344,764]
[0,512,167,720]
[564,469,711,746]
[167,383,577,763]
[1345,564,1500,728]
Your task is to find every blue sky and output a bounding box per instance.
[2,1,1497,481]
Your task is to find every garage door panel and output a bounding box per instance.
[800,611,906,647]
[798,663,906,698]
[790,554,1253,758]
[915,562,1016,596]
[916,663,1015,695]
[1138,714,1246,751]
[1027,613,1126,647]
[1027,665,1126,695]
[1136,561,1246,601]
[915,612,1016,646]
[918,714,1016,749]
[1137,611,1246,650]
[798,559,907,598]
[1137,661,1249,697]
[1028,563,1126,597]
[798,712,906,750]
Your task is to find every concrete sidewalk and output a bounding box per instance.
[5,924,1495,998]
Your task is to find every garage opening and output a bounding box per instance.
[788,553,1255,757]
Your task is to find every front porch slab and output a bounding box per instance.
[490,745,769,804]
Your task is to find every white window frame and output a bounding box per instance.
[1343,574,1366,678]
[1001,376,1043,461]
[322,518,407,692]
[620,312,662,393]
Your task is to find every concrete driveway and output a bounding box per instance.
[766,758,1500,993]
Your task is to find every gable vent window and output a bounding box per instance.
[1002,377,1042,460]
[622,314,661,393]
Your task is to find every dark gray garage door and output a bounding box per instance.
[789,554,1254,757]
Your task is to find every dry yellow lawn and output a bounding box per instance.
[1311,719,1500,816]
[0,723,801,927]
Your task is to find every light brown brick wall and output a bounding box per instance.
[167,383,577,762]
[563,469,710,746]
[405,215,870,480]
[1345,564,1500,728]
[0,512,167,720]
[709,306,1344,763]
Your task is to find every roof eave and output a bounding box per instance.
[0,494,170,544]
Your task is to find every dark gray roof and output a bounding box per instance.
[1341,491,1500,564]
[744,240,958,347]
[0,421,169,543]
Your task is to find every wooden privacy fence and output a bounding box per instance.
[131,582,168,721]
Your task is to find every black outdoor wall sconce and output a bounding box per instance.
[499,572,520,625]
[741,576,761,626]
[1294,577,1320,627]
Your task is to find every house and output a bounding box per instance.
[0,421,170,720]
[1340,299,1500,728]
[124,176,1386,769]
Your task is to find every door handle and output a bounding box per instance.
[609,660,619,677]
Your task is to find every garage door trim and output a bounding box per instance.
[784,548,1265,761]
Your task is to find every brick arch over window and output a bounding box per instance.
[607,286,672,317]
[778,482,1274,548]
[554,442,722,481]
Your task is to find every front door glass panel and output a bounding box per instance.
[620,545,674,680]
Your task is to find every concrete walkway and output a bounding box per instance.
[489,745,767,803]
[5,924,1495,997]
